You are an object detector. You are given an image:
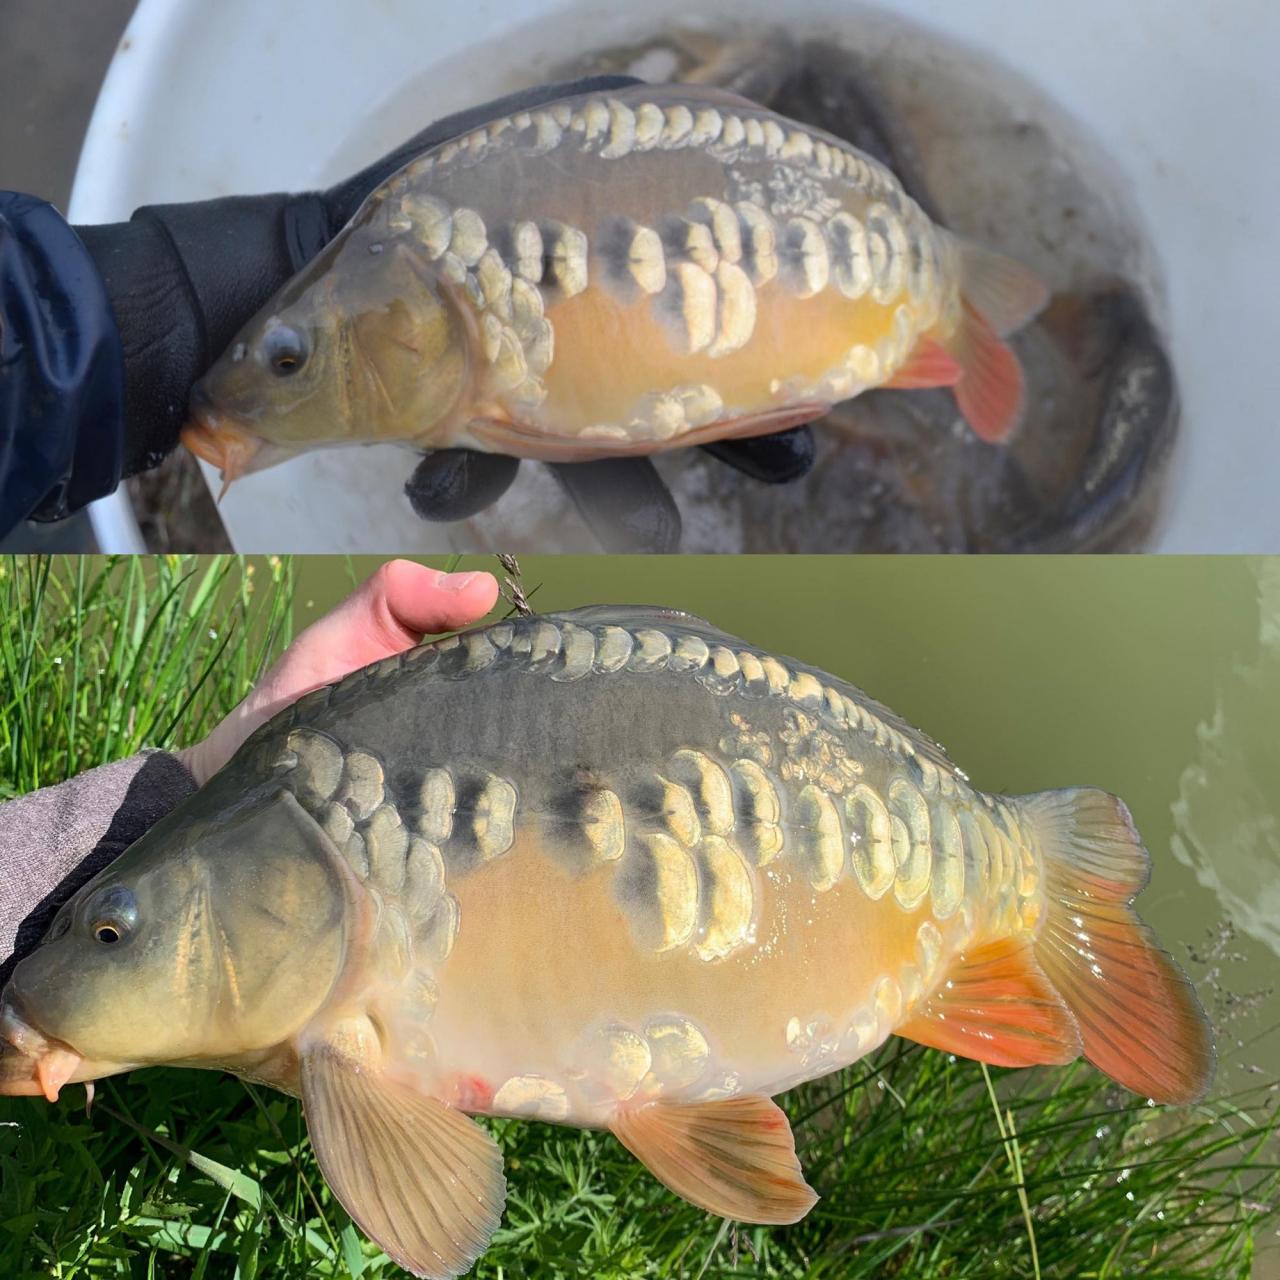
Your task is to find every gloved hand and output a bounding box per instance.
[403,426,816,553]
[2,76,815,548]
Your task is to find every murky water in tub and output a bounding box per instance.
[321,5,1177,552]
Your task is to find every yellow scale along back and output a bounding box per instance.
[0,607,1212,1280]
[183,86,1049,489]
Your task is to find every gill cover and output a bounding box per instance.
[184,235,470,489]
[2,783,351,1075]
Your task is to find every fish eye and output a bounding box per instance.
[86,886,138,947]
[263,325,309,376]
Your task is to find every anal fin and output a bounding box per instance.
[897,936,1083,1069]
[884,338,964,391]
[612,1094,817,1225]
[302,1029,506,1280]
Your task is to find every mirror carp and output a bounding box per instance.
[182,85,1046,493]
[0,607,1212,1277]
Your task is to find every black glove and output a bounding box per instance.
[1,76,815,547]
[404,427,816,553]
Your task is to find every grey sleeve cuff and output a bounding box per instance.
[0,749,197,982]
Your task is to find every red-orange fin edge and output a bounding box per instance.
[885,339,964,391]
[1020,789,1216,1105]
[897,936,1082,1069]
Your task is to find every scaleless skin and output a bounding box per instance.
[183,85,1046,490]
[0,608,1211,1278]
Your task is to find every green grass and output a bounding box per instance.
[0,555,295,797]
[1,555,1277,1279]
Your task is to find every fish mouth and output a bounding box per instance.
[0,997,83,1102]
[180,408,267,502]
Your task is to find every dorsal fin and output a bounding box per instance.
[548,608,960,775]
[606,81,766,116]
[550,604,724,634]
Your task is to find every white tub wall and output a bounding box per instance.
[72,0,1280,552]
[86,488,145,552]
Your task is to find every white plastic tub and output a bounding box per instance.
[77,0,1280,553]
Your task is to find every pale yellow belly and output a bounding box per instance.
[536,281,914,434]
[425,829,966,1126]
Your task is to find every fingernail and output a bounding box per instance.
[440,571,481,592]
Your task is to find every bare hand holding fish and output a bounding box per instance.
[0,605,1212,1279]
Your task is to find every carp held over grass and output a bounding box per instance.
[0,607,1212,1278]
[182,85,1048,493]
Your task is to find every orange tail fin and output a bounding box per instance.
[946,242,1049,445]
[1019,789,1216,1104]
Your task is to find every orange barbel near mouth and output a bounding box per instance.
[180,418,266,500]
[0,1002,83,1102]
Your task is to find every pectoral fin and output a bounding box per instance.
[612,1094,817,1224]
[883,338,964,390]
[302,1033,505,1280]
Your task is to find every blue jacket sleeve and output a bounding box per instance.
[0,193,125,535]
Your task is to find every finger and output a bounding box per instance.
[369,559,501,639]
[405,450,521,522]
[700,426,817,484]
[279,561,498,687]
[549,457,682,552]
